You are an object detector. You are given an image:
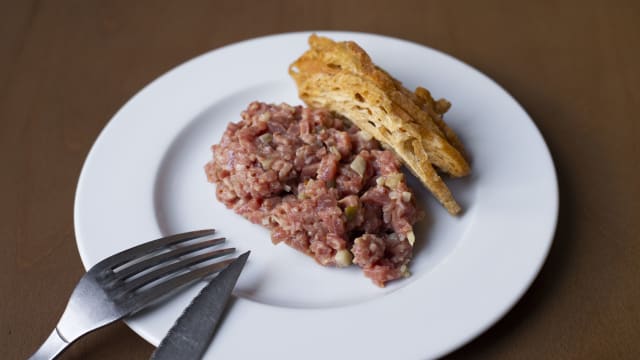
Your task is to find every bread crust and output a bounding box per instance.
[289,34,470,215]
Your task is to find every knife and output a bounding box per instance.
[150,251,250,360]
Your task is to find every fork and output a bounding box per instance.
[29,229,236,360]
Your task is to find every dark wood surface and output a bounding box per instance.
[2,1,639,359]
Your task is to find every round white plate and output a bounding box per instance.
[74,31,557,359]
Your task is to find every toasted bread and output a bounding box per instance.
[289,34,470,215]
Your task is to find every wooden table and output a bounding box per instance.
[2,1,638,358]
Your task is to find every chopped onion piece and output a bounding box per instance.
[350,155,366,177]
[334,249,353,267]
[258,157,273,170]
[329,146,342,160]
[258,133,272,143]
[407,230,415,246]
[385,173,403,188]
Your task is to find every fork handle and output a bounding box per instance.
[29,328,70,360]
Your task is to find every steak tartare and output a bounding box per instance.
[205,102,421,286]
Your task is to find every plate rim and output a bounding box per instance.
[74,30,558,359]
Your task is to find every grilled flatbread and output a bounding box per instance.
[289,34,470,214]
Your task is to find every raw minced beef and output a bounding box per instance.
[205,101,421,286]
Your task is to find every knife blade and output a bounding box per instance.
[150,251,250,360]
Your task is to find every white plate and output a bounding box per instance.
[74,31,557,359]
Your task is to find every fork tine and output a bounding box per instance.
[118,247,236,293]
[96,229,217,270]
[112,237,226,280]
[125,258,237,313]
